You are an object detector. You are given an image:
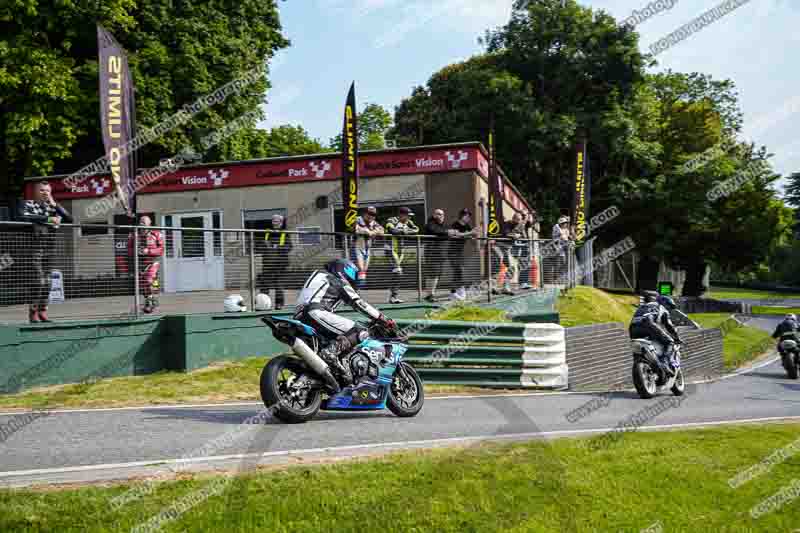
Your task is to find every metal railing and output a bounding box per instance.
[0,221,579,324]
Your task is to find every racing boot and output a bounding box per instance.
[318,336,354,387]
[660,344,676,377]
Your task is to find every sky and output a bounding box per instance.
[259,0,800,191]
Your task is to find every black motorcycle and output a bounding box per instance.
[779,335,800,380]
[630,339,685,399]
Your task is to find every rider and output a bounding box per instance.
[772,314,799,355]
[295,258,397,386]
[629,291,682,375]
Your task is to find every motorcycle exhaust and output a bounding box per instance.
[291,337,341,393]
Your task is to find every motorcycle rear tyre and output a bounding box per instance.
[261,355,322,423]
[633,361,656,399]
[787,353,799,380]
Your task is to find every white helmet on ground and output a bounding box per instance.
[255,293,273,311]
[224,294,247,313]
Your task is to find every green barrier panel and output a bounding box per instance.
[416,367,524,386]
[0,317,164,393]
[409,333,525,344]
[405,357,525,368]
[405,345,524,358]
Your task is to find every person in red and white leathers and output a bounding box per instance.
[127,215,164,313]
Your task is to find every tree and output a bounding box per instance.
[330,103,392,151]
[389,1,788,295]
[0,0,289,196]
[786,171,800,208]
[235,125,328,159]
[389,0,647,223]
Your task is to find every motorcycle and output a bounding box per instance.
[779,335,800,380]
[259,316,424,423]
[630,338,685,399]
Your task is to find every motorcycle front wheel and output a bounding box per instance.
[387,362,424,417]
[260,355,322,423]
[632,360,657,399]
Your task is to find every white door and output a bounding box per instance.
[163,212,224,292]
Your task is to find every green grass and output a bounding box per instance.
[2,423,799,532]
[689,313,774,369]
[429,304,512,322]
[556,285,639,327]
[709,286,800,300]
[751,306,800,316]
[0,355,502,410]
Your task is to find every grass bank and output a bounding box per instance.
[556,285,639,327]
[1,423,798,532]
[709,286,800,300]
[751,306,800,316]
[688,313,774,369]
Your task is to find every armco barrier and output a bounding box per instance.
[565,322,725,391]
[397,319,568,389]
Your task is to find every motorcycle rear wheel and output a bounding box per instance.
[261,355,322,423]
[787,352,799,380]
[633,361,657,399]
[387,362,424,417]
[671,368,685,396]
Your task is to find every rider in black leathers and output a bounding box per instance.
[772,314,799,355]
[629,292,682,375]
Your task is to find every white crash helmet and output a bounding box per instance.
[786,314,797,321]
[224,294,247,313]
[254,293,273,311]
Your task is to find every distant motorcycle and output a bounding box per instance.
[260,316,424,423]
[778,335,800,380]
[630,338,685,399]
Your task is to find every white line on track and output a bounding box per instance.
[0,355,781,417]
[1,414,799,481]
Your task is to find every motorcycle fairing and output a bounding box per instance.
[321,340,405,411]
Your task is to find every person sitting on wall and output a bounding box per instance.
[260,214,293,310]
[127,215,164,314]
[384,206,419,304]
[352,206,384,289]
[16,180,73,323]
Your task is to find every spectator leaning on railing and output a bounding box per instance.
[489,216,514,296]
[448,208,479,301]
[508,211,536,291]
[259,214,293,310]
[127,215,164,314]
[16,180,73,323]
[384,206,419,304]
[551,215,574,282]
[352,206,384,289]
[423,208,449,302]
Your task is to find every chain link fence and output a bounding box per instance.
[0,222,576,324]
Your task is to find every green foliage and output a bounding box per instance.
[330,102,392,151]
[390,1,788,291]
[0,0,289,194]
[239,125,329,160]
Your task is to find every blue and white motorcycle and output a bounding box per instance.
[260,316,424,423]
